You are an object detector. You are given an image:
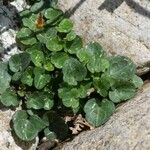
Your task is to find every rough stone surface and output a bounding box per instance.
[0,0,27,61]
[56,81,150,150]
[58,0,150,75]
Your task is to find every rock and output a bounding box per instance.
[55,81,150,150]
[0,0,28,61]
[58,0,150,75]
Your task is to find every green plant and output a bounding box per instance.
[0,0,143,142]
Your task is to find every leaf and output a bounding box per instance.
[23,14,43,31]
[19,9,31,18]
[43,58,54,71]
[65,31,76,41]
[84,99,115,127]
[108,56,136,81]
[0,89,19,107]
[20,38,37,45]
[26,92,53,110]
[16,28,32,39]
[85,42,104,58]
[93,74,111,97]
[30,0,45,12]
[12,110,28,122]
[51,52,69,68]
[36,27,57,44]
[44,128,57,140]
[65,36,83,54]
[109,84,136,103]
[9,53,31,73]
[44,8,63,23]
[13,119,37,141]
[0,62,11,94]
[77,42,106,71]
[21,67,33,86]
[56,18,73,33]
[78,82,92,98]
[12,72,23,81]
[12,111,41,141]
[31,50,44,67]
[58,87,80,108]
[46,37,63,52]
[76,48,91,64]
[43,111,68,140]
[30,115,47,131]
[131,75,143,88]
[62,58,87,85]
[87,57,109,73]
[16,28,37,45]
[26,92,44,109]
[34,67,51,90]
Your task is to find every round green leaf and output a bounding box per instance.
[43,58,54,71]
[20,38,37,45]
[109,84,136,103]
[63,98,79,108]
[46,37,63,52]
[26,92,44,109]
[131,75,143,88]
[58,87,80,108]
[12,110,28,123]
[12,72,23,81]
[9,53,31,72]
[30,115,47,131]
[31,50,44,67]
[0,89,19,107]
[79,82,92,98]
[44,8,63,23]
[65,31,76,41]
[16,27,37,45]
[12,111,45,141]
[30,0,45,12]
[21,67,33,86]
[16,28,32,39]
[36,27,57,44]
[51,52,69,68]
[93,74,111,97]
[0,62,11,94]
[87,57,109,73]
[44,128,57,140]
[76,48,91,63]
[77,42,104,64]
[56,18,73,33]
[62,58,87,85]
[19,9,31,18]
[13,119,37,141]
[26,92,53,110]
[84,99,115,127]
[65,36,82,54]
[34,69,51,90]
[108,56,136,81]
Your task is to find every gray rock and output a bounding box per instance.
[58,0,150,75]
[0,0,28,61]
[56,81,150,150]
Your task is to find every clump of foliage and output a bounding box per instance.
[0,0,143,142]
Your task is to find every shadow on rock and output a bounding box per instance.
[98,0,150,19]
